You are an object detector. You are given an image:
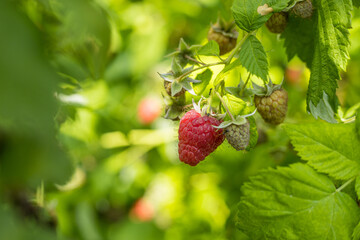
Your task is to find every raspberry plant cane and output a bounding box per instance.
[158,0,360,238]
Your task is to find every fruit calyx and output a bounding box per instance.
[252,79,283,97]
[214,111,255,151]
[159,58,200,97]
[214,110,256,130]
[253,80,288,125]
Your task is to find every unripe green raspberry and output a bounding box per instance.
[207,23,238,55]
[225,120,250,151]
[265,12,288,34]
[254,89,288,125]
[292,0,313,19]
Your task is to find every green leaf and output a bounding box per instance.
[308,92,338,123]
[354,0,360,7]
[0,1,72,187]
[76,202,102,240]
[353,221,360,240]
[237,163,360,240]
[0,203,57,240]
[283,122,360,180]
[171,81,183,96]
[222,94,249,117]
[213,58,242,86]
[180,79,196,95]
[232,0,290,32]
[171,58,182,75]
[356,108,360,139]
[197,40,220,56]
[281,15,315,67]
[355,176,360,200]
[307,0,352,121]
[307,47,340,122]
[317,0,351,71]
[193,69,213,95]
[239,35,268,82]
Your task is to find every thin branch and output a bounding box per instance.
[176,62,224,81]
[184,55,206,66]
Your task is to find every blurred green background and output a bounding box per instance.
[0,0,360,239]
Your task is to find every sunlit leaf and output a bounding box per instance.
[237,163,360,239]
[283,122,360,180]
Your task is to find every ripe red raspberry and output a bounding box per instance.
[265,12,288,34]
[178,110,224,166]
[254,89,288,125]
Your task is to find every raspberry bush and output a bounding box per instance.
[1,0,360,239]
[159,0,360,238]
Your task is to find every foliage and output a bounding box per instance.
[0,0,360,239]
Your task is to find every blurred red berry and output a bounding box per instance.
[138,97,162,125]
[131,199,154,221]
[285,67,302,85]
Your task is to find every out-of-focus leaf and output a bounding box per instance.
[55,0,111,80]
[356,108,360,139]
[354,0,360,7]
[76,201,102,240]
[0,203,57,240]
[0,1,72,187]
[355,176,360,200]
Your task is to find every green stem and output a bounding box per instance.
[336,177,356,192]
[239,73,251,96]
[176,62,224,81]
[185,54,206,66]
[224,31,252,65]
[216,92,235,121]
[177,31,254,82]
